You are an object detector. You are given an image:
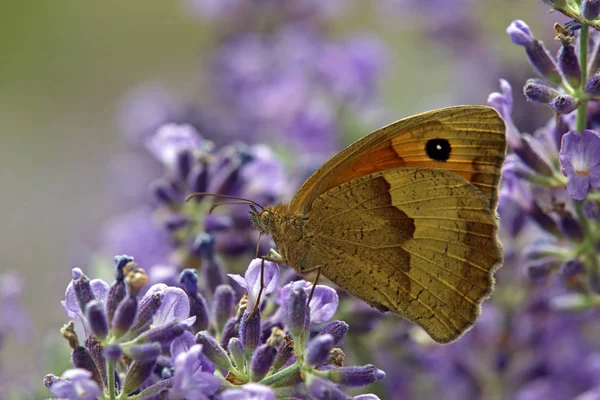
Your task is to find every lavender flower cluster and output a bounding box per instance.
[44,255,383,399]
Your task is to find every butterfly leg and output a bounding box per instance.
[307,268,321,306]
[246,249,284,322]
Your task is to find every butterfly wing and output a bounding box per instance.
[290,106,506,214]
[294,168,502,343]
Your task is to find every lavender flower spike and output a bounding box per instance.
[559,130,600,200]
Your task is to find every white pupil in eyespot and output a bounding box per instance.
[436,144,442,150]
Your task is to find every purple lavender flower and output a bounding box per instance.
[229,258,280,311]
[559,130,600,200]
[172,344,221,399]
[44,368,101,400]
[221,382,276,400]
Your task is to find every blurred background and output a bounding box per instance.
[0,0,560,396]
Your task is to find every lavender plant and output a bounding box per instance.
[44,255,384,399]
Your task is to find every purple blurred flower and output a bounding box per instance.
[172,344,221,399]
[229,258,280,311]
[44,369,101,400]
[559,130,600,200]
[221,382,276,400]
[0,271,32,341]
[145,123,207,168]
[101,207,173,271]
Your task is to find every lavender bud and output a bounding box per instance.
[527,44,561,84]
[71,346,103,387]
[72,268,95,314]
[327,365,386,387]
[318,321,349,346]
[507,21,561,84]
[560,259,585,282]
[85,300,109,339]
[550,95,578,114]
[150,178,179,205]
[191,233,216,259]
[180,269,199,297]
[106,274,127,328]
[213,285,235,333]
[523,80,559,104]
[104,344,123,361]
[557,44,581,87]
[306,334,334,368]
[112,296,138,339]
[188,163,209,195]
[272,340,294,371]
[559,213,584,240]
[163,213,188,231]
[306,374,349,400]
[585,73,600,96]
[130,293,163,335]
[525,257,557,281]
[240,310,261,359]
[204,214,233,233]
[189,294,210,332]
[507,20,535,47]
[228,337,246,372]
[220,317,238,348]
[250,344,277,381]
[175,149,192,181]
[195,331,233,370]
[584,201,600,218]
[287,287,309,347]
[136,321,187,345]
[122,358,159,395]
[127,342,162,362]
[582,0,600,20]
[204,259,226,296]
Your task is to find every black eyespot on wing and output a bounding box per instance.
[425,138,451,161]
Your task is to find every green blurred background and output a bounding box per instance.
[0,0,547,390]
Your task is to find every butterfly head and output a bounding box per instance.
[249,205,275,235]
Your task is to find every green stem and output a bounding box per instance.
[576,23,590,133]
[107,360,116,400]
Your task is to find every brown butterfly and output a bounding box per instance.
[195,105,506,344]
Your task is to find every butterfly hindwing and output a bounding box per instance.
[292,168,502,343]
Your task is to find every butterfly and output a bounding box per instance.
[194,106,506,344]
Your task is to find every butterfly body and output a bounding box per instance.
[248,106,506,343]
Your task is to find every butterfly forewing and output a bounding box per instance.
[290,106,506,213]
[295,168,502,343]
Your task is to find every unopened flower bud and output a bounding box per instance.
[523,80,559,104]
[250,344,277,381]
[582,0,600,20]
[550,95,578,114]
[112,296,138,339]
[85,300,108,340]
[585,73,600,96]
[557,44,581,87]
[318,321,349,346]
[306,334,334,368]
[327,365,386,387]
[195,331,233,370]
[228,337,246,371]
[240,310,261,359]
[213,285,235,334]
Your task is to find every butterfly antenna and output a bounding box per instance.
[209,201,260,214]
[186,192,265,210]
